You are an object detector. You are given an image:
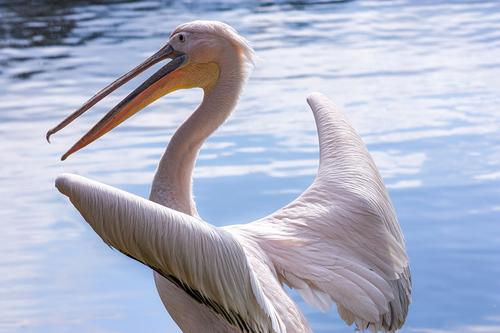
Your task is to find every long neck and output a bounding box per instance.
[149,59,246,215]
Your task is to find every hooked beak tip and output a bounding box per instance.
[46,130,53,143]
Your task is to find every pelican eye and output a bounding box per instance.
[179,34,185,42]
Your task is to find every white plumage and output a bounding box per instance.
[55,173,285,333]
[234,94,411,332]
[50,21,411,333]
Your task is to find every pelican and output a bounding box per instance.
[47,21,411,333]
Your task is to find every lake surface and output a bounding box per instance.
[1,0,500,332]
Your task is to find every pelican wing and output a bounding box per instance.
[240,93,411,332]
[55,174,284,333]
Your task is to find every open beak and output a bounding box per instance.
[46,44,188,160]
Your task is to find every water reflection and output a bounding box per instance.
[1,0,500,332]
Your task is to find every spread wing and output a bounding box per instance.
[238,93,411,332]
[55,173,285,333]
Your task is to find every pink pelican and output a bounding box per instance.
[47,20,411,333]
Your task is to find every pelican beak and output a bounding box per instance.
[46,44,188,160]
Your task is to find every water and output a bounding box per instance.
[1,0,500,332]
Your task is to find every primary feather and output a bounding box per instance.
[56,174,285,333]
[235,93,411,332]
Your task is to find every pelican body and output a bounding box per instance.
[47,21,411,333]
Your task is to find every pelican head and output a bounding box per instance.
[46,20,254,160]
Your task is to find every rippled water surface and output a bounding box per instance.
[1,1,500,332]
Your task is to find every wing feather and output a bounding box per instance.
[55,173,285,333]
[237,93,411,332]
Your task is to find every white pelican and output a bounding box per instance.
[47,21,411,333]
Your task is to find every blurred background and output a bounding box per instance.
[1,0,499,332]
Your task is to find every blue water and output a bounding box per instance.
[1,1,500,332]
